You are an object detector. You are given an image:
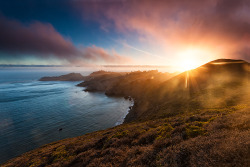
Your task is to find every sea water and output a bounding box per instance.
[0,67,133,163]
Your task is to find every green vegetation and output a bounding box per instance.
[185,125,206,138]
[111,130,129,139]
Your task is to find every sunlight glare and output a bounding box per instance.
[177,48,206,71]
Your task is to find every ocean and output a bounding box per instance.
[0,67,133,163]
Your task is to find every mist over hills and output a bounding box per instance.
[78,59,249,122]
[3,59,250,167]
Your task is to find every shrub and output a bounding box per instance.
[112,130,129,139]
[186,125,206,138]
[156,123,174,139]
[137,129,157,145]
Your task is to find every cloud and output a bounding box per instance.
[0,16,132,64]
[82,46,132,64]
[74,0,250,62]
[0,16,78,58]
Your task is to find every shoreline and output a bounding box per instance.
[115,98,134,126]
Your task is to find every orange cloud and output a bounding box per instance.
[74,0,250,62]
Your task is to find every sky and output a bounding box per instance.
[0,0,249,67]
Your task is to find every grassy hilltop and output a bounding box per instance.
[3,59,250,167]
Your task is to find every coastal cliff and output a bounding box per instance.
[2,59,250,167]
[77,70,178,122]
[78,59,249,123]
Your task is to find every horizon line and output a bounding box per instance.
[0,64,173,68]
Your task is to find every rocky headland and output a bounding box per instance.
[39,73,85,81]
[3,59,250,167]
[77,59,249,123]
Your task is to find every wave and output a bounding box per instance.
[115,100,134,126]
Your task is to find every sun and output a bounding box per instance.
[177,48,205,71]
[180,58,198,71]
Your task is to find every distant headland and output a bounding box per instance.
[39,73,85,81]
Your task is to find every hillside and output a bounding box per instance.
[2,59,250,167]
[79,59,249,123]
